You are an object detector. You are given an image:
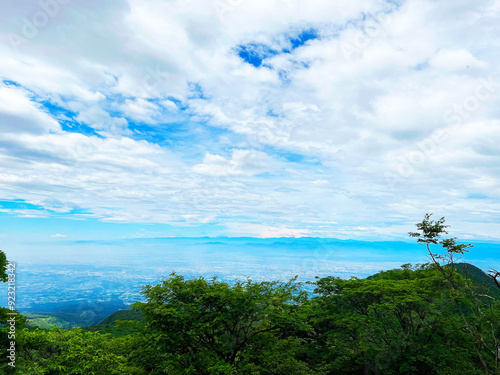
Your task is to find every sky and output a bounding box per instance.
[1,0,500,250]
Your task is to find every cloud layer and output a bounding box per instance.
[0,0,499,239]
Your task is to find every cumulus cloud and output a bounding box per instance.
[118,98,160,124]
[193,149,278,176]
[0,83,61,134]
[73,106,130,137]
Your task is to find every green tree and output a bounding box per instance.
[0,250,26,374]
[133,273,313,374]
[0,250,8,282]
[409,214,500,375]
[309,264,481,375]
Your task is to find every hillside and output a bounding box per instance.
[84,308,144,336]
[22,300,128,328]
[452,263,500,300]
[25,313,72,329]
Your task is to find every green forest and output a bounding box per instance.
[1,215,500,375]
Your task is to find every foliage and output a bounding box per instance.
[132,273,312,374]
[15,327,143,374]
[0,250,27,373]
[25,314,72,330]
[308,264,484,374]
[0,250,8,282]
[409,214,500,375]
[408,213,473,270]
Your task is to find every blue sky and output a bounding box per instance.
[1,0,500,256]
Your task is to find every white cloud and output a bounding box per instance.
[193,149,278,176]
[429,48,488,71]
[228,224,313,238]
[118,98,159,124]
[73,106,130,137]
[0,83,61,134]
[159,100,178,112]
[0,0,499,239]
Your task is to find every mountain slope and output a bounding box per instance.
[452,263,500,300]
[84,308,144,336]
